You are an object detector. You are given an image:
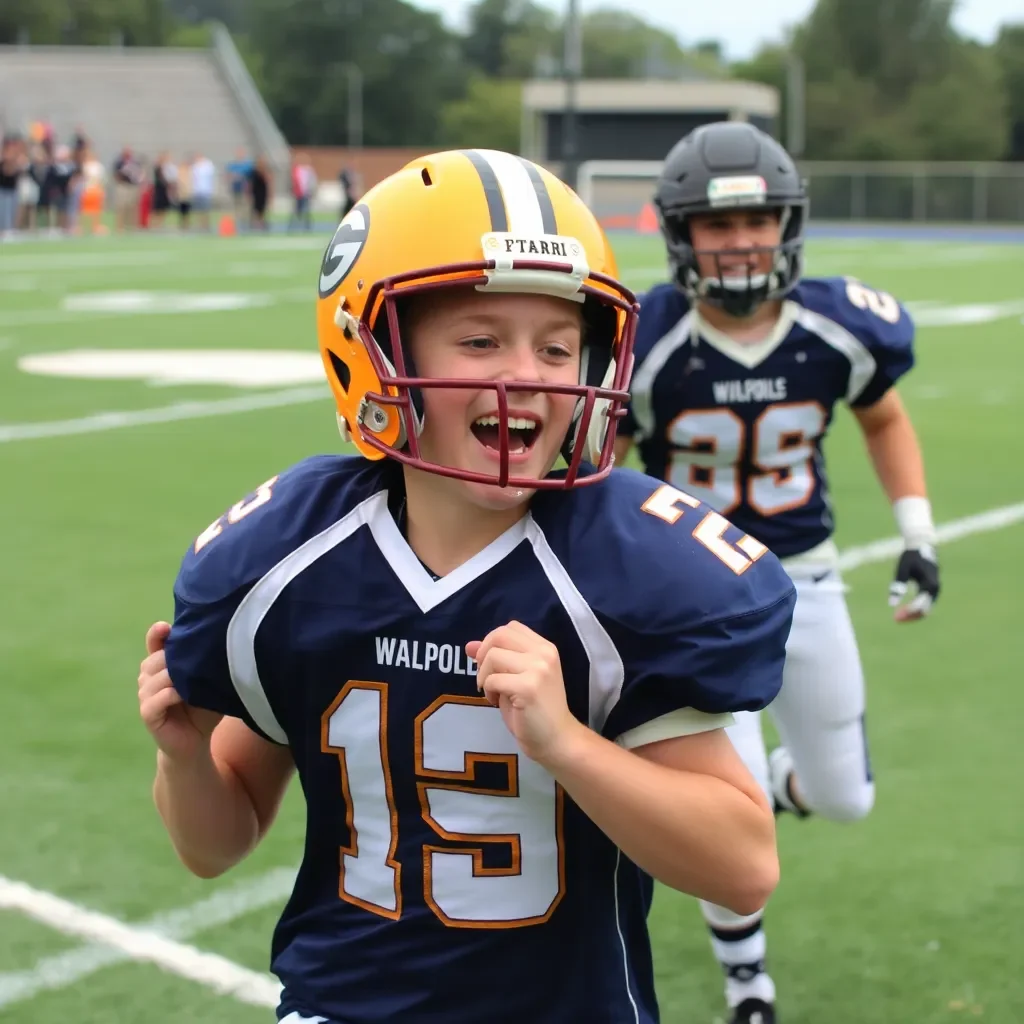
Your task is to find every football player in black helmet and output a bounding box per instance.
[655,121,807,320]
[617,121,941,1024]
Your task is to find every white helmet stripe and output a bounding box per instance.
[471,149,546,236]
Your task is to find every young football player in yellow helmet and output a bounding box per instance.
[138,149,796,1024]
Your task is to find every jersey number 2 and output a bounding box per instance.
[322,682,564,929]
[666,402,826,516]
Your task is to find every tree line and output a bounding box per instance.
[2,0,1022,160]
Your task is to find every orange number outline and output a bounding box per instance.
[194,475,279,553]
[664,408,745,515]
[414,694,566,929]
[748,401,827,517]
[641,484,768,575]
[321,685,566,929]
[664,402,828,521]
[320,681,402,921]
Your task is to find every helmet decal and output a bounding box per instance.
[460,149,560,237]
[318,203,371,299]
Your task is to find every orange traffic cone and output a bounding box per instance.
[218,213,237,237]
[636,202,659,234]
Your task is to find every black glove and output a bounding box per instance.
[889,544,940,619]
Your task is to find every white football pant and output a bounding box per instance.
[701,567,874,931]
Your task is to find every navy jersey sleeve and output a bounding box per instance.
[163,457,345,743]
[569,470,796,747]
[810,277,916,408]
[167,586,241,717]
[164,473,284,741]
[601,583,793,746]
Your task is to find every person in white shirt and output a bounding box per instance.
[190,153,216,231]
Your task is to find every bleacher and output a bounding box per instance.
[0,34,290,190]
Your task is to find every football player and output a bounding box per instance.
[137,149,797,1024]
[615,122,941,1024]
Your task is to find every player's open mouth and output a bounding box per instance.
[471,413,541,461]
[719,260,761,277]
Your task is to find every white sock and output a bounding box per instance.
[709,918,776,1008]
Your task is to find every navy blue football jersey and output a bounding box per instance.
[622,277,915,559]
[164,455,796,1024]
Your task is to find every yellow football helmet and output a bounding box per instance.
[315,148,639,489]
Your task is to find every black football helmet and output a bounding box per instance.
[654,122,808,318]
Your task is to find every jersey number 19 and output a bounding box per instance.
[323,683,564,929]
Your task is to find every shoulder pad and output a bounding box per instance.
[562,469,796,635]
[174,455,367,606]
[795,276,914,346]
[791,277,915,404]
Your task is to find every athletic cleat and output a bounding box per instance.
[729,997,777,1024]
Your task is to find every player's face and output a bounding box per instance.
[405,290,583,509]
[688,209,782,281]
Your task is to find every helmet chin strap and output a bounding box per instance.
[584,360,618,462]
[562,340,619,466]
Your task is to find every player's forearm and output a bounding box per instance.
[153,749,259,878]
[546,726,778,915]
[860,406,928,503]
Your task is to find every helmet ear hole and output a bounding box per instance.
[329,350,352,393]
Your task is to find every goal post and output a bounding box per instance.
[575,160,664,230]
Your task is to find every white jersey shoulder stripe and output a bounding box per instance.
[790,305,877,402]
[226,491,386,743]
[627,310,695,438]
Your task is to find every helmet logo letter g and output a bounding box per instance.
[319,205,371,298]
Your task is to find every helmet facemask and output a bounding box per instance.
[329,258,638,491]
[659,203,806,319]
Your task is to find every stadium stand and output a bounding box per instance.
[0,24,290,194]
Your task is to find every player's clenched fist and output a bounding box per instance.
[138,621,221,761]
[466,621,582,767]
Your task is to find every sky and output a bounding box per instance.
[411,0,1019,61]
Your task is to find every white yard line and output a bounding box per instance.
[837,501,1024,571]
[0,501,1021,1011]
[0,251,176,271]
[0,386,329,443]
[0,875,282,1007]
[0,867,295,1009]
[0,292,309,328]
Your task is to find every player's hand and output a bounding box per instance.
[138,621,222,761]
[466,621,583,767]
[889,545,940,622]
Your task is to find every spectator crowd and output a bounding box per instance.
[0,121,359,240]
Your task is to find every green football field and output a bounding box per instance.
[1,228,1022,1023]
